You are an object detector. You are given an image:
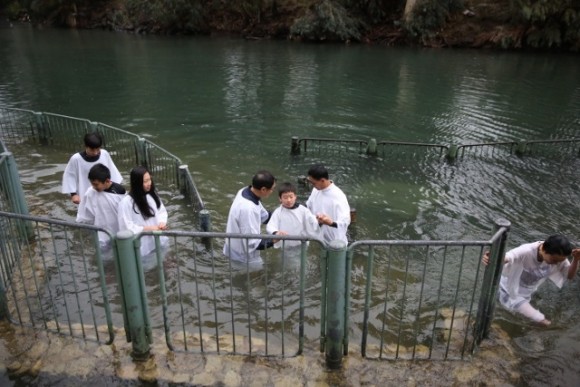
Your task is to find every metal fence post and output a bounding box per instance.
[291,136,300,155]
[0,277,9,320]
[34,112,49,145]
[115,230,151,359]
[446,144,458,161]
[366,138,377,155]
[135,137,149,168]
[1,151,33,239]
[474,218,511,344]
[325,240,348,369]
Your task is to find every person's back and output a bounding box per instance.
[76,163,126,248]
[62,132,122,208]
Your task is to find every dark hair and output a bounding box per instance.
[543,234,572,256]
[88,163,111,183]
[84,132,103,149]
[307,164,329,181]
[252,170,276,190]
[278,182,296,198]
[129,165,161,220]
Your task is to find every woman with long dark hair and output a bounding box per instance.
[118,165,168,256]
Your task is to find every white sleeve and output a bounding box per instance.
[61,155,79,194]
[302,208,322,239]
[118,197,144,234]
[157,199,168,224]
[76,187,95,223]
[266,208,281,234]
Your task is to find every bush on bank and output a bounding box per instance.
[0,0,578,51]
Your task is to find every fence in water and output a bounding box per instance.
[0,109,513,366]
[0,107,207,224]
[290,136,580,161]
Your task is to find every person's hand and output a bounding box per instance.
[572,248,580,261]
[158,222,167,230]
[482,251,490,266]
[316,213,332,226]
[71,194,80,204]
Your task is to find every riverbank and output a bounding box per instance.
[2,0,579,51]
[0,320,520,385]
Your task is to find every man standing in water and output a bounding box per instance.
[306,164,350,246]
[223,170,277,266]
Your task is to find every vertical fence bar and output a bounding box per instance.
[135,137,148,168]
[115,230,151,359]
[325,240,347,369]
[0,276,9,320]
[1,152,32,239]
[474,218,511,344]
[291,136,300,155]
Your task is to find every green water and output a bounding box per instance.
[1,23,580,385]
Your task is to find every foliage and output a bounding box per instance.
[512,0,580,50]
[404,0,463,38]
[125,0,207,34]
[341,0,404,24]
[290,0,366,41]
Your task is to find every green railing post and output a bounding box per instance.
[515,141,527,156]
[325,240,348,369]
[34,112,49,145]
[446,144,458,161]
[135,137,149,168]
[115,230,151,359]
[199,209,211,232]
[474,218,511,345]
[291,136,300,155]
[0,277,9,320]
[1,151,33,239]
[366,138,377,156]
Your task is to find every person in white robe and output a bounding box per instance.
[76,163,126,249]
[62,132,122,207]
[483,235,580,326]
[223,170,277,266]
[266,182,321,249]
[118,166,168,257]
[305,164,351,246]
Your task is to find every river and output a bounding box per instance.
[1,23,580,385]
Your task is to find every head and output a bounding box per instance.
[307,164,331,190]
[88,163,112,192]
[130,165,154,195]
[84,132,103,157]
[251,170,276,198]
[540,234,573,264]
[278,182,297,209]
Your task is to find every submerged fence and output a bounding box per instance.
[0,108,517,367]
[290,136,580,161]
[0,107,206,223]
[0,208,511,366]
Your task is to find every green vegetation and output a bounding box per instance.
[0,0,578,51]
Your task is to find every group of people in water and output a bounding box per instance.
[61,132,580,328]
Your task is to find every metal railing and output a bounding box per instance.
[0,107,206,215]
[291,136,580,161]
[0,211,117,344]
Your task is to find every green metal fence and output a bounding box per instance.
[291,136,580,161]
[0,107,206,217]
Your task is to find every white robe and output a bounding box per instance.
[61,150,122,203]
[118,194,168,257]
[499,241,570,313]
[266,204,321,248]
[223,187,269,264]
[76,186,125,246]
[306,182,350,246]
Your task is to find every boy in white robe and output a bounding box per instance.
[483,234,580,326]
[305,164,351,246]
[267,182,321,249]
[62,132,122,208]
[76,163,126,249]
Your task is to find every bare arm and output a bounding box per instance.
[567,248,580,280]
